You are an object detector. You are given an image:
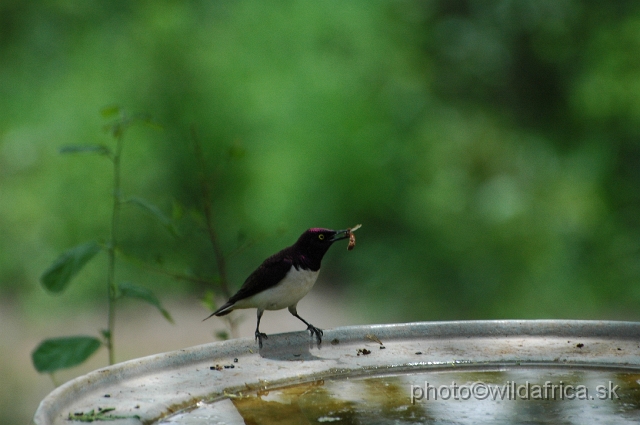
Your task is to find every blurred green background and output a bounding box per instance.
[3,0,640,422]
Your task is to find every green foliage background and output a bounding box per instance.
[3,0,640,332]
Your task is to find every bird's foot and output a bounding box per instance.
[255,331,268,349]
[307,324,323,345]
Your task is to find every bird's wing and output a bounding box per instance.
[203,252,293,320]
[227,252,294,304]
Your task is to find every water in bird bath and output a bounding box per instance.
[160,367,640,424]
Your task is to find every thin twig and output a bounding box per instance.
[191,125,240,338]
[116,248,215,286]
[225,237,260,260]
[191,125,231,299]
[105,120,125,365]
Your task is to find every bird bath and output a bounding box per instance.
[33,320,640,424]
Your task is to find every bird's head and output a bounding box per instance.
[294,227,350,259]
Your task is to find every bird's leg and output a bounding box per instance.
[288,305,323,344]
[255,309,268,348]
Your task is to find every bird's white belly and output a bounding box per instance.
[240,267,319,311]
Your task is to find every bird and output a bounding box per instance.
[203,227,353,348]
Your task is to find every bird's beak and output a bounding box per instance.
[330,229,350,242]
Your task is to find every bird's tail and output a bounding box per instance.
[202,301,235,321]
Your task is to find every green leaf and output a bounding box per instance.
[126,197,179,237]
[171,199,185,221]
[118,282,174,323]
[40,242,101,293]
[100,105,122,118]
[100,329,111,343]
[188,208,206,228]
[201,289,217,312]
[216,330,229,341]
[133,114,163,131]
[32,336,102,373]
[228,145,246,159]
[59,145,112,156]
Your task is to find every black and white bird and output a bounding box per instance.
[203,227,353,348]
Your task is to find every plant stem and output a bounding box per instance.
[106,126,124,365]
[191,126,231,299]
[191,125,238,338]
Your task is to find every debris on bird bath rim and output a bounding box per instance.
[365,334,383,345]
[346,224,361,251]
